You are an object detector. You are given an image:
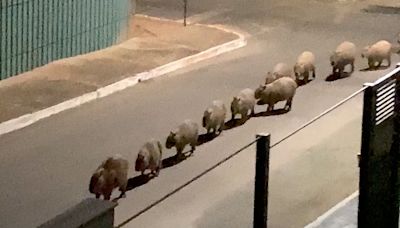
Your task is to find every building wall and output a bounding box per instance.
[0,0,132,80]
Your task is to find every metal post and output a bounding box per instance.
[183,0,187,26]
[253,133,270,228]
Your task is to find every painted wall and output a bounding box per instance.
[0,0,132,80]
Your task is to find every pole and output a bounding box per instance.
[183,0,187,26]
[253,133,270,228]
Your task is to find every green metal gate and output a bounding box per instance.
[0,0,132,80]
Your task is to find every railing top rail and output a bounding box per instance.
[117,63,400,227]
[271,86,367,148]
[272,62,400,148]
[116,137,259,227]
[372,64,400,88]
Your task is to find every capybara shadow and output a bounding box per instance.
[295,78,313,87]
[223,118,247,131]
[161,153,190,169]
[325,72,351,82]
[359,65,390,72]
[252,108,289,117]
[111,174,154,201]
[295,79,307,87]
[197,132,219,146]
[126,174,153,191]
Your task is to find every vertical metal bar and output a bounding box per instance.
[358,85,374,228]
[64,0,69,57]
[81,0,86,54]
[45,0,50,64]
[56,0,61,59]
[76,0,80,54]
[104,0,109,47]
[71,0,75,56]
[254,133,270,228]
[0,1,3,79]
[183,0,187,26]
[50,0,55,61]
[72,0,76,55]
[22,0,28,72]
[10,1,15,76]
[111,0,115,43]
[29,0,34,69]
[95,0,100,50]
[100,0,105,49]
[16,1,21,74]
[68,0,72,57]
[7,1,11,77]
[40,0,45,66]
[0,1,5,79]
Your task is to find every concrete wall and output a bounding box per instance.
[0,0,133,80]
[38,198,117,228]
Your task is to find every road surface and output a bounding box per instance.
[0,0,400,227]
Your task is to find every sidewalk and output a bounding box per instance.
[371,0,400,8]
[0,15,243,131]
[305,192,358,228]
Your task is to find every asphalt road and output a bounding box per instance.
[1,0,400,227]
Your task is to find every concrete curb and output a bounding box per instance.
[303,191,359,228]
[0,16,247,137]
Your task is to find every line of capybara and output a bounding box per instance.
[89,37,400,200]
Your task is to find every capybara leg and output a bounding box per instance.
[155,167,160,177]
[312,66,316,79]
[285,98,293,111]
[119,182,127,196]
[350,61,355,73]
[339,68,344,78]
[176,149,184,159]
[368,59,374,70]
[304,71,309,83]
[104,193,111,201]
[219,121,224,132]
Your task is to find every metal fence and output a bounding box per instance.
[358,64,400,227]
[0,0,132,80]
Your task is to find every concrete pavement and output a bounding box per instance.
[305,193,358,228]
[119,96,363,228]
[0,15,242,135]
[1,0,400,228]
[306,193,399,228]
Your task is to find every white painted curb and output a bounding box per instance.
[0,17,247,137]
[304,191,359,228]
